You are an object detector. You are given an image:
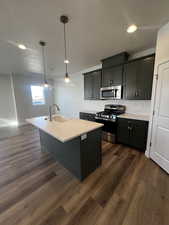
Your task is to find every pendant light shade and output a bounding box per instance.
[64,72,70,83]
[39,41,49,87]
[60,15,70,83]
[44,80,49,87]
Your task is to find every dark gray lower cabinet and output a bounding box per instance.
[79,112,96,122]
[117,118,148,151]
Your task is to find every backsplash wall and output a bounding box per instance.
[54,48,154,118]
[83,100,151,114]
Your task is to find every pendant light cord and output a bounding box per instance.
[41,44,47,82]
[64,23,68,74]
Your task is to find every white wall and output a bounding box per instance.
[12,73,54,125]
[154,21,169,74]
[0,74,17,127]
[54,49,155,119]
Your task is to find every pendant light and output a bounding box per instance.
[39,41,49,87]
[60,15,70,83]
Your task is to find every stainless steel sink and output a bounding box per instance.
[52,115,67,123]
[44,115,67,123]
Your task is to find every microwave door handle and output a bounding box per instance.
[112,89,115,98]
[100,89,104,99]
[114,90,117,98]
[113,89,117,98]
[114,89,118,98]
[113,89,115,98]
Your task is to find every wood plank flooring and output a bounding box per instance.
[0,124,169,225]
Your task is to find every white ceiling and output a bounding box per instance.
[1,0,169,77]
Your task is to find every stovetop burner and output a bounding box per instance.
[95,104,126,122]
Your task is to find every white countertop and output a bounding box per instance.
[118,113,149,121]
[26,116,103,143]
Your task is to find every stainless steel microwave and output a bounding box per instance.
[100,85,122,100]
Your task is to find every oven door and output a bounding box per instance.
[95,118,117,143]
[100,86,122,100]
[95,118,117,134]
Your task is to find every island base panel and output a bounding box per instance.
[39,128,102,181]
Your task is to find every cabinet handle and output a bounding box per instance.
[130,127,134,136]
[110,80,114,86]
[135,91,139,97]
[145,92,149,99]
[128,126,131,137]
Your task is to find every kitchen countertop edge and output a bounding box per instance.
[26,117,104,143]
[117,113,149,122]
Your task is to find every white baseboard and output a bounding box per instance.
[145,150,150,158]
[18,121,28,127]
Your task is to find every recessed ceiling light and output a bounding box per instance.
[127,24,138,33]
[18,44,27,50]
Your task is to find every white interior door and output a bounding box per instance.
[151,61,169,174]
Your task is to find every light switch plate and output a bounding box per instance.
[81,133,87,140]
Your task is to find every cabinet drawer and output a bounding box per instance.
[80,112,96,122]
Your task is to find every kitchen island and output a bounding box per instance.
[27,115,103,181]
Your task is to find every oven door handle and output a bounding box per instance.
[112,89,116,98]
[114,89,118,98]
[95,117,116,122]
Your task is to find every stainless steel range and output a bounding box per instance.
[95,104,126,122]
[95,104,126,143]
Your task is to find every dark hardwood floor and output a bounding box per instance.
[0,125,169,225]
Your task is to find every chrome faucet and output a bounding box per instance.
[49,104,60,121]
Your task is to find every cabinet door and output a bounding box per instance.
[84,70,101,100]
[117,118,130,145]
[102,65,123,87]
[124,61,138,99]
[84,74,93,100]
[117,118,148,151]
[124,55,155,100]
[93,70,101,99]
[136,56,154,100]
[130,120,148,151]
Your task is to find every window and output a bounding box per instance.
[31,86,45,105]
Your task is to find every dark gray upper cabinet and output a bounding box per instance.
[102,65,123,87]
[93,70,101,99]
[124,54,155,100]
[84,73,93,99]
[101,52,129,68]
[123,60,138,99]
[101,52,129,87]
[137,56,155,100]
[83,69,101,100]
[84,52,155,101]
